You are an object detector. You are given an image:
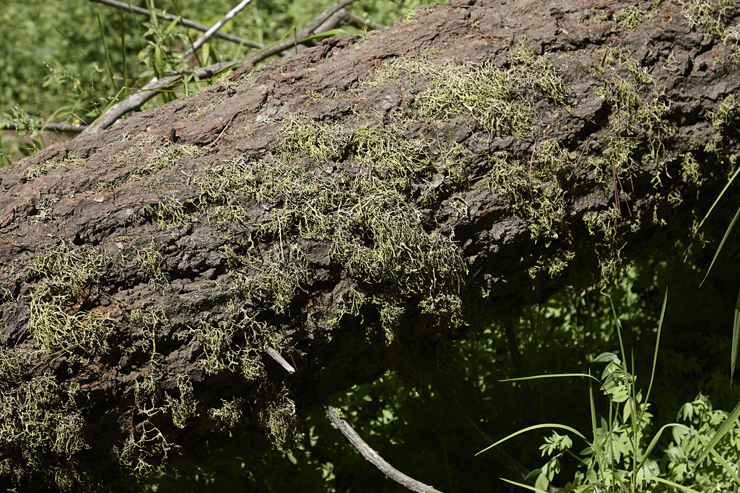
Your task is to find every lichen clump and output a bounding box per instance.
[0,349,89,491]
[27,242,114,355]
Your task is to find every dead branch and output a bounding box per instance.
[180,0,255,59]
[1,122,88,133]
[88,0,264,49]
[323,404,443,493]
[238,0,359,62]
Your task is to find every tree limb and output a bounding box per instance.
[238,0,359,63]
[81,61,233,135]
[180,0,255,59]
[1,122,88,133]
[89,0,264,49]
[324,404,444,493]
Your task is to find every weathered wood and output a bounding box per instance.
[0,0,738,490]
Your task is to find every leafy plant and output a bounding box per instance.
[481,290,740,493]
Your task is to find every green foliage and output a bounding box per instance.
[1,0,444,161]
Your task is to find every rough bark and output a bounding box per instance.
[0,0,738,490]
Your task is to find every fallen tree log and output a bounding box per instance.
[0,0,739,490]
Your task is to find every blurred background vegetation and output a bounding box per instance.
[1,1,740,492]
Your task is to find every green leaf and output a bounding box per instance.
[164,16,181,36]
[298,29,348,44]
[593,352,619,364]
[644,288,667,407]
[535,472,549,491]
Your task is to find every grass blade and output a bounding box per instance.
[643,476,702,493]
[500,373,600,383]
[698,164,740,229]
[499,477,550,493]
[636,423,692,473]
[700,203,740,287]
[609,295,628,373]
[96,13,117,93]
[645,288,668,409]
[696,398,740,465]
[477,424,588,456]
[733,289,740,384]
[120,11,128,100]
[709,448,740,485]
[588,373,601,465]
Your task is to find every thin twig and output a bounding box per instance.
[1,122,88,133]
[315,8,383,34]
[181,0,255,59]
[83,0,358,135]
[241,0,359,63]
[89,0,264,49]
[324,404,444,493]
[264,346,295,374]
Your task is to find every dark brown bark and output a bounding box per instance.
[0,0,739,490]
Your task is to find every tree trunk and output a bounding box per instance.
[0,0,738,490]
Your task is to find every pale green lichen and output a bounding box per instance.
[135,377,163,417]
[365,41,566,136]
[117,422,171,479]
[208,204,252,228]
[681,0,735,37]
[616,6,653,29]
[222,240,310,315]
[415,60,533,138]
[132,142,205,180]
[280,115,353,164]
[165,375,198,429]
[587,48,676,236]
[190,307,277,381]
[487,139,574,240]
[583,208,624,278]
[24,156,85,181]
[28,242,114,355]
[32,194,59,222]
[680,152,704,186]
[208,397,247,436]
[258,387,296,449]
[120,375,197,477]
[0,374,88,491]
[130,308,168,366]
[132,239,167,287]
[705,94,738,153]
[527,249,576,279]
